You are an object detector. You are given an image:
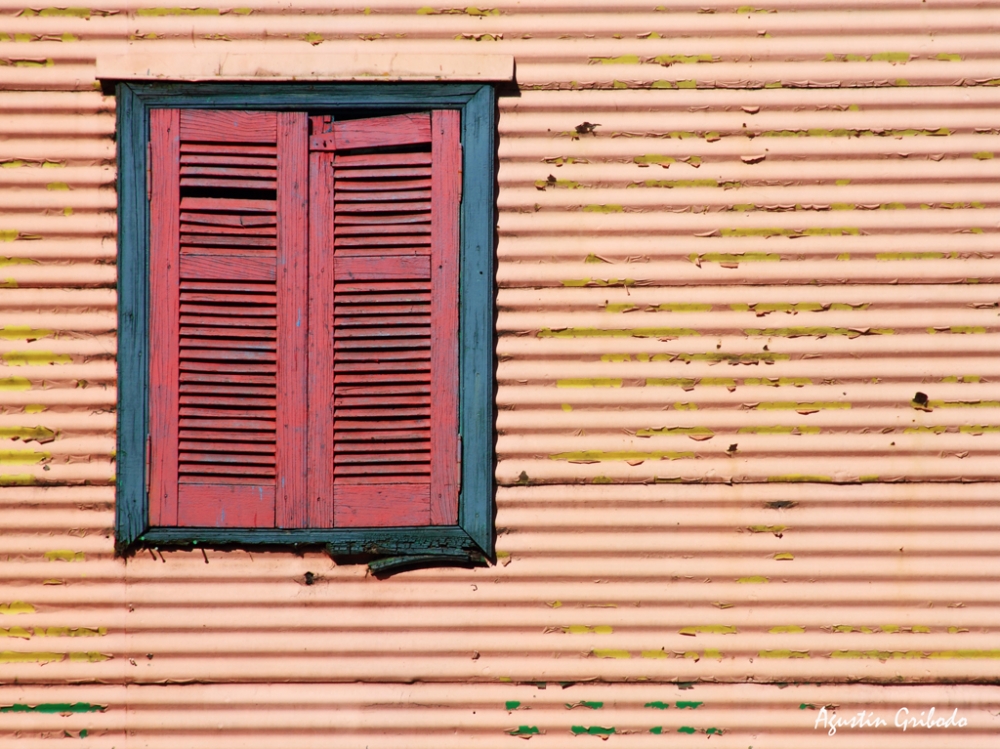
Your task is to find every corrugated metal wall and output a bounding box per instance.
[2,1,1000,745]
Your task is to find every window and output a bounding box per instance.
[116,83,495,563]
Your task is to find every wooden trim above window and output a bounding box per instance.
[97,53,514,86]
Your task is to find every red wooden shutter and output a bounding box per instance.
[308,111,461,528]
[148,109,308,528]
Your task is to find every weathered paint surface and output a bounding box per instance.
[2,0,1000,745]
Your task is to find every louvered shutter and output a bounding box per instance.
[308,111,461,528]
[148,109,308,528]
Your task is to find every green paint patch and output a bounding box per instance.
[678,726,696,734]
[746,326,891,338]
[653,54,715,64]
[690,252,780,264]
[768,474,834,483]
[657,303,712,312]
[35,627,105,637]
[0,326,53,340]
[759,650,810,659]
[582,204,623,213]
[0,474,36,486]
[2,352,71,366]
[551,450,695,462]
[634,154,675,166]
[677,700,703,709]
[12,58,54,67]
[645,378,696,389]
[960,425,1000,435]
[736,576,768,584]
[679,625,736,635]
[567,701,604,709]
[566,625,613,635]
[831,650,927,660]
[507,726,540,735]
[0,601,35,615]
[20,7,90,17]
[733,302,822,313]
[0,426,54,442]
[0,450,49,465]
[590,54,640,65]
[756,402,850,411]
[675,352,790,364]
[137,7,220,15]
[645,701,670,710]
[637,426,713,437]
[539,327,698,338]
[557,378,622,388]
[505,701,522,710]
[770,625,805,634]
[927,650,1000,659]
[744,377,812,387]
[536,179,581,190]
[44,550,84,563]
[0,651,62,664]
[592,649,630,659]
[571,726,615,735]
[0,702,105,713]
[877,251,955,261]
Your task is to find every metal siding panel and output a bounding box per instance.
[2,3,1000,746]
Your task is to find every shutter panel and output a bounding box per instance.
[149,109,308,528]
[308,111,461,528]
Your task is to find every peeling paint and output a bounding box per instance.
[0,450,50,465]
[2,352,71,366]
[0,702,105,714]
[759,650,811,659]
[550,450,695,462]
[0,426,55,443]
[0,326,54,340]
[44,550,84,562]
[592,649,630,659]
[538,327,698,338]
[566,625,613,635]
[556,378,622,388]
[571,726,615,735]
[679,626,736,635]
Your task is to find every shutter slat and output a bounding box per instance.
[179,110,277,143]
[337,177,431,191]
[180,197,276,213]
[335,152,431,168]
